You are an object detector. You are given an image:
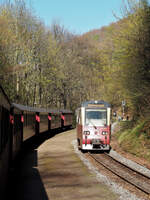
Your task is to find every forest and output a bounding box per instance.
[0,0,150,121]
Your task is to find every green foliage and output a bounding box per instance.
[1,0,150,121]
[112,0,150,116]
[1,0,150,161]
[116,119,150,160]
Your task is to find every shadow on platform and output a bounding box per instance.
[5,129,68,200]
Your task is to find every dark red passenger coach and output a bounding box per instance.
[0,84,73,198]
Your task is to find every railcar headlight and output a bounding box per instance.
[102,131,108,135]
[84,131,90,135]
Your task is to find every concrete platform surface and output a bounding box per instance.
[6,129,118,200]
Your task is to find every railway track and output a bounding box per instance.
[88,152,150,196]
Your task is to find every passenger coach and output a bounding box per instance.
[0,83,73,198]
[76,100,111,151]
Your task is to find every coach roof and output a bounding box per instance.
[12,103,60,114]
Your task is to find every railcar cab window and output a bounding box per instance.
[85,109,107,126]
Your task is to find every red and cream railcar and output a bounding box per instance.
[76,100,111,151]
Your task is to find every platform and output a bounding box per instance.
[6,129,118,200]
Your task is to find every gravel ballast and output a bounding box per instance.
[109,149,150,178]
[72,140,145,200]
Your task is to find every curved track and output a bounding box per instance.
[88,152,150,195]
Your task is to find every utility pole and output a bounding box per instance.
[122,100,126,119]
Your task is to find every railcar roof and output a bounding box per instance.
[81,100,111,108]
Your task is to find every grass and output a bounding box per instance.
[115,119,150,161]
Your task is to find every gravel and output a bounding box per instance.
[72,140,145,200]
[110,122,150,178]
[109,149,150,178]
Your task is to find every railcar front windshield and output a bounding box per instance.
[85,108,107,126]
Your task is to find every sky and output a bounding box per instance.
[28,0,125,34]
[0,0,125,34]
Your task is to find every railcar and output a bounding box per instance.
[60,109,73,128]
[76,100,111,151]
[0,85,11,198]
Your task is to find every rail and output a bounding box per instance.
[88,152,150,195]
